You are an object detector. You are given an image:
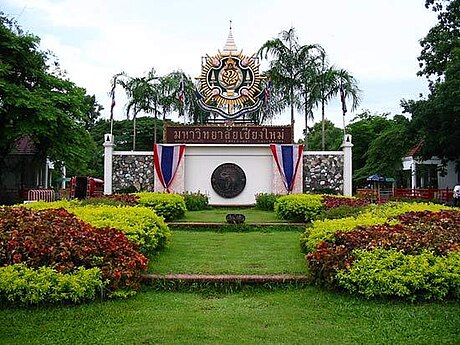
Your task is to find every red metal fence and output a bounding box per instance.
[27,189,58,202]
[393,188,452,202]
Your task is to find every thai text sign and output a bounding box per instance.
[164,125,293,144]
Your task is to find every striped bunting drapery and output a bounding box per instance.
[270,144,303,193]
[153,144,186,192]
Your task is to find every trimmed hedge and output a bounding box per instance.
[0,264,104,305]
[301,202,450,253]
[69,205,171,255]
[23,201,171,255]
[305,209,460,300]
[135,192,186,221]
[0,207,148,296]
[274,194,323,222]
[337,249,460,301]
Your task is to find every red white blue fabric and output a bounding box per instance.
[153,144,185,192]
[270,144,303,192]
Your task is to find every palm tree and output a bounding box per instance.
[315,57,361,149]
[295,44,325,148]
[113,69,162,149]
[164,70,209,124]
[258,27,300,131]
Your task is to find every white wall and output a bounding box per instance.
[184,145,274,205]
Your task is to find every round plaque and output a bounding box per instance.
[211,163,246,198]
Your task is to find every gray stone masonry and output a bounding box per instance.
[113,154,154,192]
[303,153,344,194]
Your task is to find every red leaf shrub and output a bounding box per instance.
[306,210,460,285]
[322,195,370,209]
[0,207,147,293]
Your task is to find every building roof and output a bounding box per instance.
[406,141,423,157]
[9,136,39,155]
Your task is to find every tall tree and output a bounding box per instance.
[315,57,361,150]
[113,69,161,148]
[0,13,97,178]
[347,111,414,186]
[402,0,460,166]
[303,120,343,151]
[258,27,300,131]
[295,44,325,148]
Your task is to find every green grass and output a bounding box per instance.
[149,231,307,275]
[1,287,459,345]
[176,207,287,223]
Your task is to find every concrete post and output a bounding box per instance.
[103,134,114,195]
[411,161,417,189]
[342,134,353,196]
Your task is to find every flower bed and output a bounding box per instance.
[0,207,148,301]
[305,209,460,300]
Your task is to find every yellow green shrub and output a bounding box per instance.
[69,205,171,254]
[301,202,450,253]
[23,201,171,254]
[0,264,104,305]
[274,194,323,222]
[135,192,186,221]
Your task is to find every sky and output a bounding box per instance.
[3,0,438,140]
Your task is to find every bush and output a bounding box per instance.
[182,192,209,211]
[274,194,323,222]
[0,207,148,296]
[300,202,450,253]
[22,201,171,254]
[0,264,104,305]
[135,192,186,221]
[316,205,366,221]
[79,194,140,207]
[321,195,370,209]
[255,193,280,211]
[305,209,460,297]
[336,249,460,301]
[69,205,171,254]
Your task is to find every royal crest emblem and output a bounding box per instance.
[196,24,264,120]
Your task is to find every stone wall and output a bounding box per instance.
[112,153,154,192]
[303,152,344,194]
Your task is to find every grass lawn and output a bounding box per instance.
[176,207,286,223]
[149,231,307,275]
[1,287,459,345]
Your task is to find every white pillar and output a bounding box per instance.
[103,134,114,195]
[411,161,417,189]
[342,134,353,196]
[61,166,67,190]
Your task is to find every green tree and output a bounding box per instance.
[418,0,460,86]
[258,27,301,130]
[89,117,167,178]
[347,111,414,186]
[315,58,361,150]
[402,0,460,166]
[0,14,97,178]
[302,120,343,151]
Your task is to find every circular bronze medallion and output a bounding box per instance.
[211,163,246,198]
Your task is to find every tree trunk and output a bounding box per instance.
[290,85,295,131]
[133,114,137,151]
[321,99,325,150]
[304,101,309,150]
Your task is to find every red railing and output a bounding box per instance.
[393,188,452,202]
[27,189,58,202]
